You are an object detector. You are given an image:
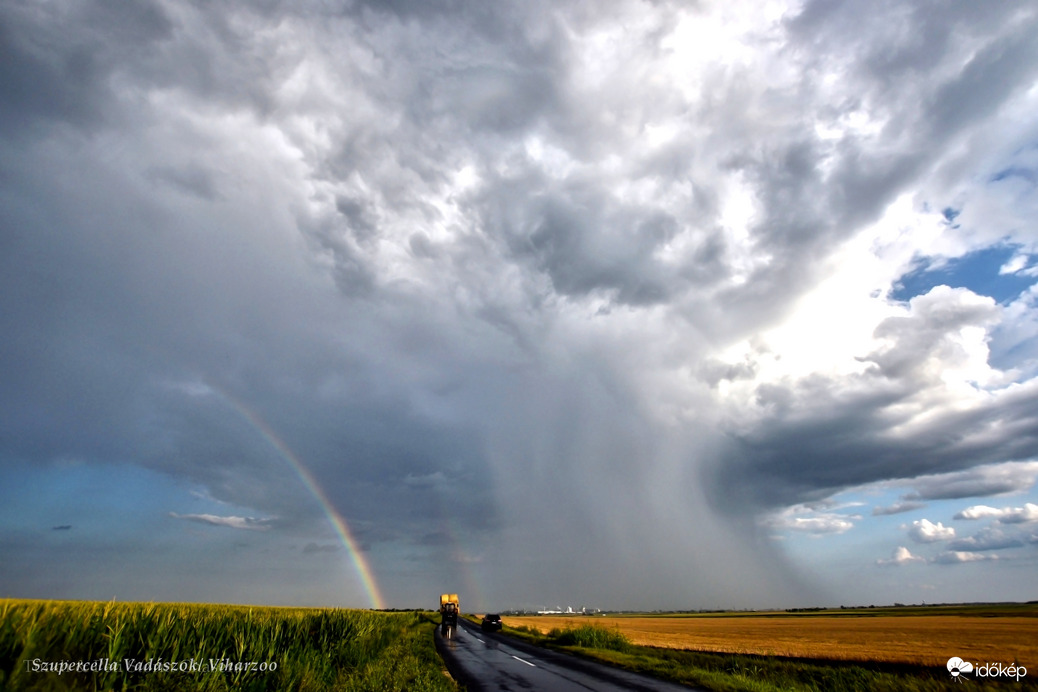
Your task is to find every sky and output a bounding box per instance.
[1,0,1037,612]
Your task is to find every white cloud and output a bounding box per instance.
[954,502,1038,523]
[990,503,1038,524]
[763,507,859,535]
[876,546,925,567]
[786,516,856,534]
[169,513,274,531]
[933,550,1000,564]
[1000,253,1030,275]
[872,501,926,516]
[866,286,1002,388]
[954,505,1002,520]
[908,519,955,543]
[948,527,1025,552]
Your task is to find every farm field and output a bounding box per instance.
[0,599,455,691]
[503,604,1038,670]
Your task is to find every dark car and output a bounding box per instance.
[481,613,503,632]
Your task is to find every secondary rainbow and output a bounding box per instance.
[214,390,385,609]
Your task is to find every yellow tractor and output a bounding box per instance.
[439,593,460,639]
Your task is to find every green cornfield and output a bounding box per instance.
[0,599,457,691]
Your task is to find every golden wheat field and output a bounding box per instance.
[503,608,1038,669]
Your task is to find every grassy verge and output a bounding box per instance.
[1,599,457,691]
[500,623,1036,691]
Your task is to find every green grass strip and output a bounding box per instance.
[1,599,457,691]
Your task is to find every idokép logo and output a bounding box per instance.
[947,656,1027,682]
[947,657,973,681]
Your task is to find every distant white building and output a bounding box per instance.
[535,605,601,615]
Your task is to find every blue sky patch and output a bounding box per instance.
[892,243,1036,305]
[990,166,1037,186]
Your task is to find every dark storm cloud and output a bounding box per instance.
[711,288,1038,510]
[0,106,495,600]
[302,542,341,554]
[785,0,1027,85]
[146,165,223,201]
[724,1,1038,318]
[698,358,758,389]
[476,174,681,305]
[301,0,1038,329]
[714,373,1038,510]
[3,0,1037,608]
[820,16,1026,220]
[0,0,172,132]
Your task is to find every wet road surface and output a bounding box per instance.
[435,619,700,691]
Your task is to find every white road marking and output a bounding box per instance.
[474,636,485,643]
[511,655,536,667]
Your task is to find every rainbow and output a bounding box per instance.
[210,388,385,609]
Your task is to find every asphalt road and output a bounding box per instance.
[435,619,700,691]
